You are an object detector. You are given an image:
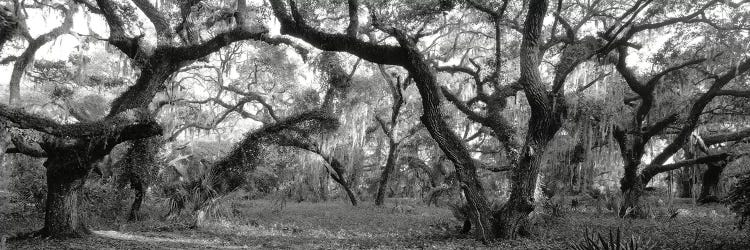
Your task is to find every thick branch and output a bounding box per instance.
[649,57,750,166]
[643,113,679,139]
[95,0,141,58]
[703,128,750,146]
[716,89,750,98]
[615,47,646,95]
[170,28,270,61]
[268,0,406,65]
[645,58,706,89]
[641,153,729,183]
[0,104,155,138]
[131,0,174,42]
[440,87,488,125]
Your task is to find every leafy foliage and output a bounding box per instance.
[724,173,750,229]
[570,228,656,250]
[7,155,46,212]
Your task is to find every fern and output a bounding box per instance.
[569,228,656,250]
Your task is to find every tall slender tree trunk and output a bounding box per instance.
[342,183,358,206]
[375,141,398,206]
[8,41,44,106]
[325,157,358,206]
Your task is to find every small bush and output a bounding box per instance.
[724,173,750,229]
[8,155,46,212]
[81,180,129,221]
[570,228,657,250]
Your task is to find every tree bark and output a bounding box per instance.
[497,118,558,237]
[128,175,145,221]
[375,141,398,206]
[403,52,495,241]
[325,155,358,206]
[613,124,649,217]
[493,0,564,238]
[698,162,726,203]
[40,154,91,238]
[618,159,646,217]
[620,177,645,217]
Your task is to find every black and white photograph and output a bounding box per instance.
[1,0,750,249]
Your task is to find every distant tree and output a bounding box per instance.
[0,2,73,106]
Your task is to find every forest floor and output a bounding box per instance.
[2,197,750,249]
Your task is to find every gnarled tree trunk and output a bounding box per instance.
[620,176,645,217]
[41,154,92,238]
[496,111,560,237]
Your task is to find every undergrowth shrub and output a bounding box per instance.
[81,180,129,221]
[570,228,657,250]
[7,155,46,212]
[424,184,462,207]
[724,173,750,229]
[448,199,504,233]
[162,165,220,220]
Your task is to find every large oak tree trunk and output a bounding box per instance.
[619,155,646,217]
[613,125,649,218]
[496,115,558,238]
[405,63,496,241]
[41,155,91,238]
[619,176,645,217]
[375,142,398,206]
[494,0,562,238]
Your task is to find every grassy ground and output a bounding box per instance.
[2,197,750,249]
